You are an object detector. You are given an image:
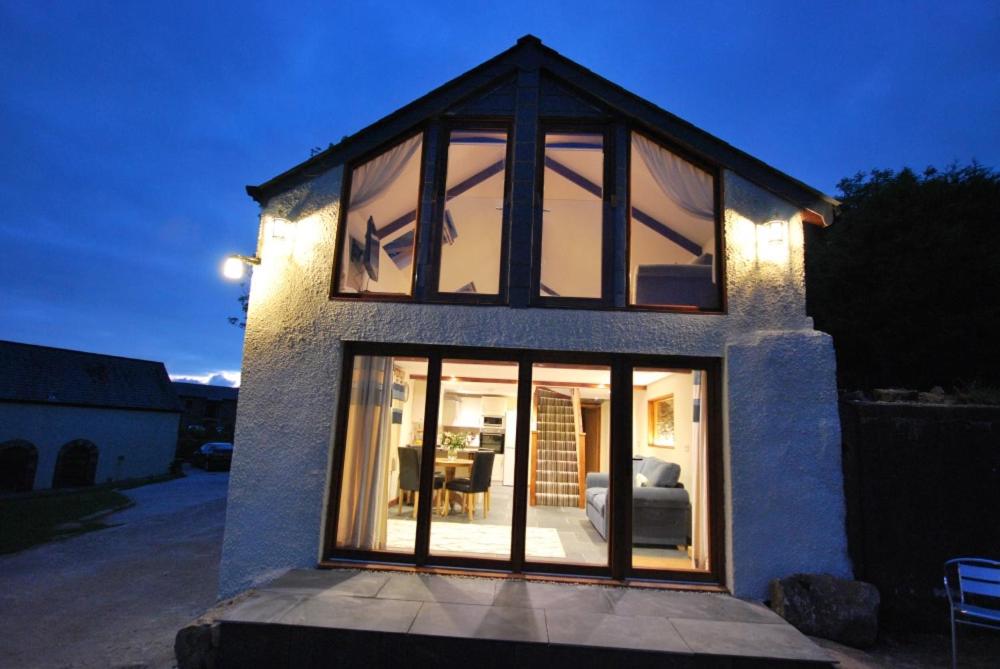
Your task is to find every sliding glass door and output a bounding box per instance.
[327,344,722,584]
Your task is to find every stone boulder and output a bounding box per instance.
[174,622,218,669]
[769,573,880,648]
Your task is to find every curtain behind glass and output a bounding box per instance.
[348,135,422,212]
[633,134,713,221]
[690,370,710,569]
[336,356,395,550]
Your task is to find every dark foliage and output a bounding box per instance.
[227,282,249,329]
[805,163,1000,390]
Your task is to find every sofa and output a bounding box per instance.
[634,254,717,309]
[585,456,692,547]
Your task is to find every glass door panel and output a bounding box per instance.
[525,363,611,566]
[429,359,518,559]
[630,366,711,573]
[335,356,428,554]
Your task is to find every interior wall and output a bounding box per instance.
[636,374,694,490]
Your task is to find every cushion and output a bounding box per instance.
[638,457,680,488]
[635,473,649,487]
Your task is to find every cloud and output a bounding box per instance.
[170,370,241,387]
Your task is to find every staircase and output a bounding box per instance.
[533,389,582,507]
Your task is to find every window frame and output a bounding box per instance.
[530,122,615,309]
[624,126,727,314]
[322,341,726,587]
[425,119,514,306]
[329,127,429,302]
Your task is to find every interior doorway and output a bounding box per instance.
[581,403,602,474]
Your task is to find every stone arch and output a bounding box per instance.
[52,439,99,488]
[0,440,38,493]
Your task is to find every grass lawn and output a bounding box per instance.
[0,487,134,555]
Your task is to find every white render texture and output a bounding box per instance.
[0,404,179,488]
[218,165,851,599]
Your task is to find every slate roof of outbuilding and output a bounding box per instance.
[0,340,181,412]
[172,381,239,402]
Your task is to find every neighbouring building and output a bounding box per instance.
[220,36,851,600]
[173,381,239,459]
[0,340,181,492]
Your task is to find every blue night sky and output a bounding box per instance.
[1,2,997,386]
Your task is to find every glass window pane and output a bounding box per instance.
[540,132,604,299]
[335,356,428,553]
[631,367,710,573]
[525,363,610,566]
[438,131,507,295]
[429,360,518,559]
[629,133,718,308]
[338,134,423,295]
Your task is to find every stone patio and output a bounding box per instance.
[216,569,834,668]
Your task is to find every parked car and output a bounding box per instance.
[191,442,233,471]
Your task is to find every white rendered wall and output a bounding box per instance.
[0,404,179,489]
[219,166,851,599]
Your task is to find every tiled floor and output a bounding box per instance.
[218,569,834,668]
[397,483,691,568]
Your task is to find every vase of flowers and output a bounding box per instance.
[441,432,467,459]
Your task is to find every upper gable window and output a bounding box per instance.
[629,133,720,310]
[338,133,423,295]
[539,132,606,300]
[436,130,508,296]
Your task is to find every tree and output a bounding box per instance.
[227,283,249,329]
[805,163,1000,391]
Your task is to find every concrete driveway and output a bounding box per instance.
[0,467,229,669]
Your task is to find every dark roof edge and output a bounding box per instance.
[246,34,838,223]
[0,397,182,414]
[0,339,169,368]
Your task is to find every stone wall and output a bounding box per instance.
[840,399,1000,630]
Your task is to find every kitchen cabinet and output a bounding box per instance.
[482,395,507,416]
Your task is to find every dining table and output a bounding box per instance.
[434,456,473,515]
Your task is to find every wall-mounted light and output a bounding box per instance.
[270,217,293,239]
[222,254,260,281]
[763,219,787,246]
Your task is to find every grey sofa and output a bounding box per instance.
[585,456,692,547]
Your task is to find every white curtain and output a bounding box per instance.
[348,134,422,215]
[335,356,395,550]
[633,134,714,222]
[690,370,710,570]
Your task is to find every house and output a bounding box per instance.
[172,381,239,459]
[0,341,181,492]
[220,36,850,601]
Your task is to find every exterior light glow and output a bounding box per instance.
[222,254,260,281]
[765,219,786,246]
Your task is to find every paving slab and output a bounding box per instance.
[671,618,833,662]
[493,580,613,613]
[219,591,304,624]
[545,609,691,654]
[409,602,548,643]
[609,588,784,624]
[277,594,421,633]
[376,572,497,605]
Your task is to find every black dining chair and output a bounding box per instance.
[397,446,443,519]
[444,451,494,520]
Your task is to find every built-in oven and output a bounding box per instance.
[479,431,505,454]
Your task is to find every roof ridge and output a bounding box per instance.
[0,339,166,367]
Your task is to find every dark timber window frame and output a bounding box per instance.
[624,126,727,314]
[328,119,728,314]
[322,341,726,587]
[530,122,615,309]
[425,119,515,306]
[330,127,429,302]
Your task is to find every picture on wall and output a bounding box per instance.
[648,394,675,447]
